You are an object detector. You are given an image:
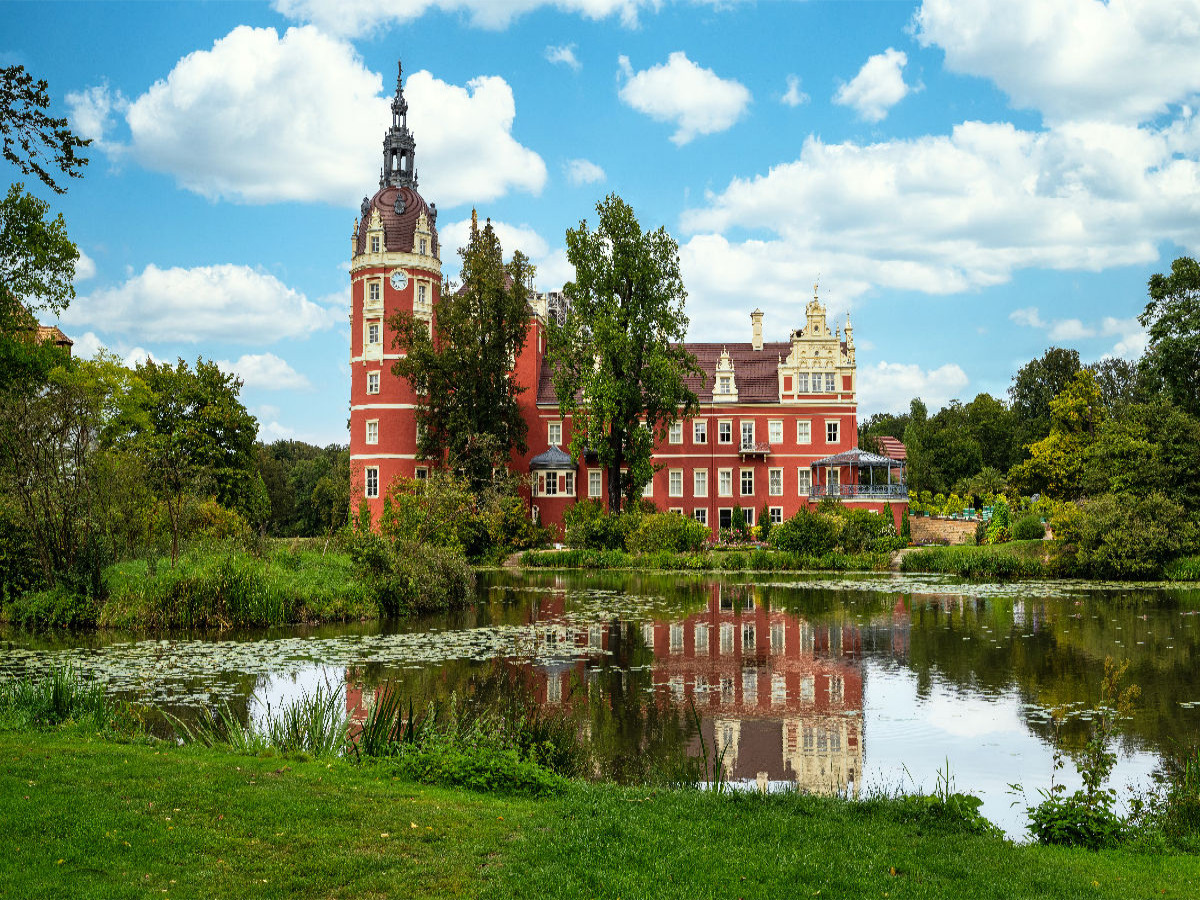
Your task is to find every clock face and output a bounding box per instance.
[390,270,409,291]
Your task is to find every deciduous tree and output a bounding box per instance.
[547,195,700,512]
[1,65,89,194]
[1140,256,1200,418]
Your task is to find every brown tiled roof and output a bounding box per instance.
[36,325,72,348]
[876,436,907,461]
[354,185,440,257]
[536,340,846,406]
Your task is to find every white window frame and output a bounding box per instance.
[770,507,783,524]
[366,419,379,445]
[544,473,559,496]
[365,466,379,498]
[366,321,381,346]
[414,466,428,481]
[669,422,683,444]
[797,468,812,496]
[693,469,708,498]
[370,235,380,254]
[797,372,809,393]
[548,421,563,446]
[768,468,783,496]
[826,372,837,392]
[418,283,428,306]
[368,281,381,302]
[693,508,707,525]
[719,508,733,530]
[564,472,575,496]
[669,507,684,516]
[826,420,840,444]
[768,420,783,444]
[740,468,755,497]
[419,238,427,255]
[718,421,733,444]
[366,371,380,394]
[588,470,602,498]
[743,507,755,526]
[669,469,683,497]
[693,420,708,444]
[718,468,733,497]
[797,420,811,444]
[740,421,755,449]
[642,478,653,497]
[828,468,840,489]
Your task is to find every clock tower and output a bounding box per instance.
[349,60,442,518]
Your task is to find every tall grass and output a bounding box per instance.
[520,547,887,572]
[1165,555,1200,582]
[900,544,1047,578]
[101,548,376,629]
[0,666,114,730]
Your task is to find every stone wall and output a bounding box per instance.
[910,515,978,545]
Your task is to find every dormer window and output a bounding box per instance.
[419,238,427,255]
[370,236,381,253]
[719,376,731,394]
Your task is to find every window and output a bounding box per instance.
[797,468,812,495]
[770,622,785,653]
[828,468,841,489]
[588,470,602,498]
[419,238,427,255]
[829,675,845,703]
[370,235,380,253]
[718,375,732,394]
[797,420,811,444]
[718,469,733,496]
[825,373,837,392]
[642,479,653,497]
[720,623,734,654]
[826,421,840,444]
[548,421,562,445]
[366,420,379,444]
[415,467,428,480]
[367,322,381,346]
[368,282,380,302]
[740,468,754,496]
[797,372,809,393]
[693,420,708,444]
[768,420,783,444]
[418,284,427,306]
[669,507,683,515]
[669,422,683,444]
[695,622,709,653]
[718,421,732,444]
[366,371,380,394]
[669,469,683,497]
[670,623,683,653]
[693,469,708,497]
[743,507,755,525]
[693,508,707,525]
[768,468,783,496]
[742,624,756,652]
[770,507,783,524]
[543,473,558,496]
[772,674,787,707]
[740,421,755,449]
[719,508,732,529]
[365,466,379,498]
[531,505,539,523]
[561,472,573,496]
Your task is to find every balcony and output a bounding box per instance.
[808,482,908,500]
[738,441,771,458]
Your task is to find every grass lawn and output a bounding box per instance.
[2,729,1198,899]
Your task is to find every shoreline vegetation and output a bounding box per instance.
[2,670,1198,899]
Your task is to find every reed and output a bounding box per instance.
[0,665,112,729]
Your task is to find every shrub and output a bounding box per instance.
[771,507,837,556]
[0,504,42,603]
[563,500,638,550]
[363,541,476,616]
[1012,515,1045,541]
[1053,492,1197,579]
[3,585,98,629]
[626,512,709,554]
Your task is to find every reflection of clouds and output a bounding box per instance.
[251,666,344,730]
[923,688,1026,738]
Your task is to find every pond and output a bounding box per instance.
[4,570,1200,837]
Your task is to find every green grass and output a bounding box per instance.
[1166,554,1200,582]
[3,728,1199,900]
[98,548,376,629]
[520,547,889,572]
[901,540,1051,578]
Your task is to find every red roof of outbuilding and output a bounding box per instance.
[876,436,907,461]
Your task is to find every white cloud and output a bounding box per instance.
[565,158,606,185]
[678,119,1200,316]
[857,361,970,416]
[259,420,297,440]
[914,0,1200,124]
[69,331,105,359]
[74,249,96,282]
[545,44,582,71]
[618,52,751,145]
[833,48,911,123]
[87,25,544,208]
[217,353,312,390]
[65,82,127,144]
[123,347,151,369]
[1009,306,1148,358]
[438,217,572,291]
[274,0,658,35]
[781,74,809,108]
[63,264,339,343]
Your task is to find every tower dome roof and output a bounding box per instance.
[354,184,439,257]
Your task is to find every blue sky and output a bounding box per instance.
[4,0,1198,445]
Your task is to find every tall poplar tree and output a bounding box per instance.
[547,195,700,512]
[391,216,534,489]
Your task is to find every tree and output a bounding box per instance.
[547,195,700,512]
[131,358,262,565]
[1085,356,1144,413]
[1009,370,1104,499]
[391,218,533,488]
[1,65,89,194]
[901,398,930,494]
[1009,347,1081,452]
[1140,256,1200,417]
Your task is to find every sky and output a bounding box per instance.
[4,0,1199,446]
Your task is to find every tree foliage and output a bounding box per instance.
[547,195,700,512]
[391,219,532,488]
[1009,346,1081,452]
[1140,256,1200,417]
[1,65,89,194]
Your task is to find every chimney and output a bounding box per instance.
[751,308,764,351]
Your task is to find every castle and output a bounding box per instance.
[349,63,906,534]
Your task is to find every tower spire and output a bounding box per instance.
[381,59,417,190]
